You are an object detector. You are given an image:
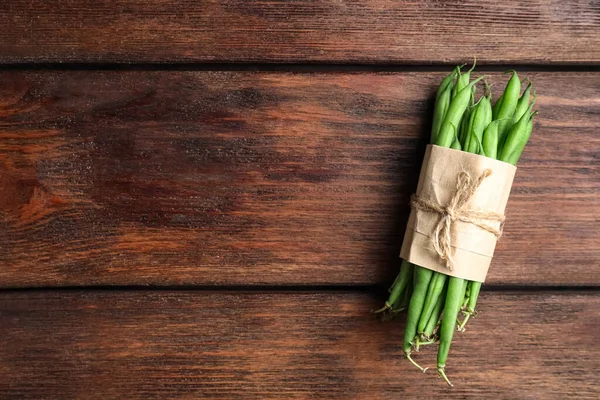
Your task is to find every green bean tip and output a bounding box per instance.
[404,350,428,373]
[437,367,454,387]
[520,77,531,85]
[466,57,477,73]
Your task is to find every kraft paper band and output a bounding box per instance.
[400,145,517,282]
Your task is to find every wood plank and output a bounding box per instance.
[0,290,598,398]
[1,1,600,64]
[0,71,598,287]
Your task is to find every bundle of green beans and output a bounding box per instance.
[375,64,536,386]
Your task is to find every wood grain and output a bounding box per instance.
[1,1,600,64]
[0,71,598,288]
[0,290,598,399]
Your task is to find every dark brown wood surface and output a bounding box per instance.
[1,1,599,396]
[2,1,600,64]
[1,291,598,399]
[0,71,598,288]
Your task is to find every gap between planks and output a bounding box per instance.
[0,285,599,294]
[1,62,600,73]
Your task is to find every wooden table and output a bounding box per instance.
[1,1,599,398]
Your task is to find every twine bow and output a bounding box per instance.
[410,169,505,271]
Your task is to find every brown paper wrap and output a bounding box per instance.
[400,145,516,282]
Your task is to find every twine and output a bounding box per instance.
[410,169,505,271]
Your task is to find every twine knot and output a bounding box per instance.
[410,168,505,271]
[444,206,457,221]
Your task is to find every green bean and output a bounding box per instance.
[497,71,521,119]
[437,277,467,386]
[387,267,402,293]
[450,137,462,150]
[496,70,521,151]
[468,281,481,311]
[474,133,486,156]
[458,279,482,330]
[436,70,457,101]
[482,120,499,160]
[500,103,535,164]
[458,105,471,146]
[447,65,461,98]
[431,81,454,144]
[456,281,471,330]
[452,60,476,98]
[414,283,448,350]
[466,96,492,154]
[422,283,447,340]
[389,260,413,304]
[492,92,504,120]
[404,267,434,371]
[462,281,472,309]
[380,292,404,322]
[501,117,534,166]
[417,273,448,334]
[513,80,532,123]
[461,104,476,149]
[459,84,477,147]
[437,76,485,148]
[374,260,413,314]
[401,276,414,310]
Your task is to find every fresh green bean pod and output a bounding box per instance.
[497,71,521,118]
[436,70,457,102]
[468,281,482,313]
[404,267,434,371]
[422,283,447,339]
[458,278,482,331]
[462,281,472,309]
[450,137,462,150]
[452,75,468,99]
[492,93,504,120]
[463,98,481,152]
[437,76,485,148]
[460,104,476,149]
[496,70,521,150]
[414,282,449,350]
[476,135,486,156]
[500,103,535,164]
[452,60,476,98]
[466,96,492,154]
[405,268,434,342]
[513,80,532,123]
[401,277,414,310]
[375,260,414,314]
[501,117,534,166]
[431,82,454,144]
[417,273,448,334]
[459,98,477,147]
[437,277,467,386]
[482,120,499,160]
